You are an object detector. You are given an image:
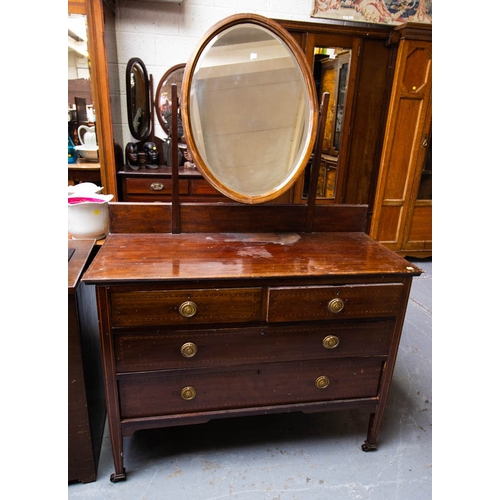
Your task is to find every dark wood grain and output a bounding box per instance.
[117,357,384,419]
[108,202,367,234]
[109,203,172,233]
[114,320,395,373]
[84,231,420,284]
[68,240,106,484]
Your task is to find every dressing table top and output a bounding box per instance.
[83,232,422,284]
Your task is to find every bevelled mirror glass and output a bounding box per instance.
[126,57,151,141]
[182,14,318,204]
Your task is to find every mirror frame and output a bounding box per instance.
[155,63,185,137]
[126,57,151,141]
[181,14,319,204]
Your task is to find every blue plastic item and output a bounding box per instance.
[68,135,78,163]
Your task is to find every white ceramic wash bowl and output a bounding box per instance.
[68,182,104,195]
[68,193,114,240]
[75,145,99,161]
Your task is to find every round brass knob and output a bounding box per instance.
[323,335,340,349]
[181,342,198,358]
[179,300,197,318]
[181,386,196,400]
[328,298,344,314]
[315,376,330,389]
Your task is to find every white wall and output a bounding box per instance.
[68,50,91,81]
[108,0,315,148]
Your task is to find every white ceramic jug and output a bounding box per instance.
[78,125,97,148]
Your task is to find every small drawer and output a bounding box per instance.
[117,357,384,418]
[110,287,263,327]
[267,283,404,322]
[114,320,394,372]
[125,178,189,195]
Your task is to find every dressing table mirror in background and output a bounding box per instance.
[68,10,102,186]
[155,64,192,168]
[125,57,151,142]
[68,0,117,197]
[155,63,185,139]
[68,13,94,137]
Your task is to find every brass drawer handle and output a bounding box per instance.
[181,342,198,358]
[179,300,197,318]
[323,335,340,349]
[150,182,164,191]
[181,386,196,400]
[328,298,344,314]
[315,376,330,389]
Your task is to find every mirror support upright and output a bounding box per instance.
[171,83,180,234]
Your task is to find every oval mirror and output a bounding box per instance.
[155,63,185,138]
[126,57,151,141]
[182,14,318,204]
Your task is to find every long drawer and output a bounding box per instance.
[267,283,404,322]
[124,177,189,195]
[114,320,394,372]
[117,357,384,418]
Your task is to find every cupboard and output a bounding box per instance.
[369,23,432,257]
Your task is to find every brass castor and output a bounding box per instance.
[110,470,127,483]
[362,441,378,452]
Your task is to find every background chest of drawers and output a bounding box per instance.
[117,167,229,202]
[83,231,421,482]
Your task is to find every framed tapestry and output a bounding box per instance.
[311,0,432,25]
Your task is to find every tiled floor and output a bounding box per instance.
[69,258,432,499]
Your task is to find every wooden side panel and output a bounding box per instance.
[376,205,401,244]
[383,97,423,200]
[109,203,172,233]
[68,293,95,483]
[406,204,432,242]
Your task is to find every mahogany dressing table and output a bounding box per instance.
[83,15,422,482]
